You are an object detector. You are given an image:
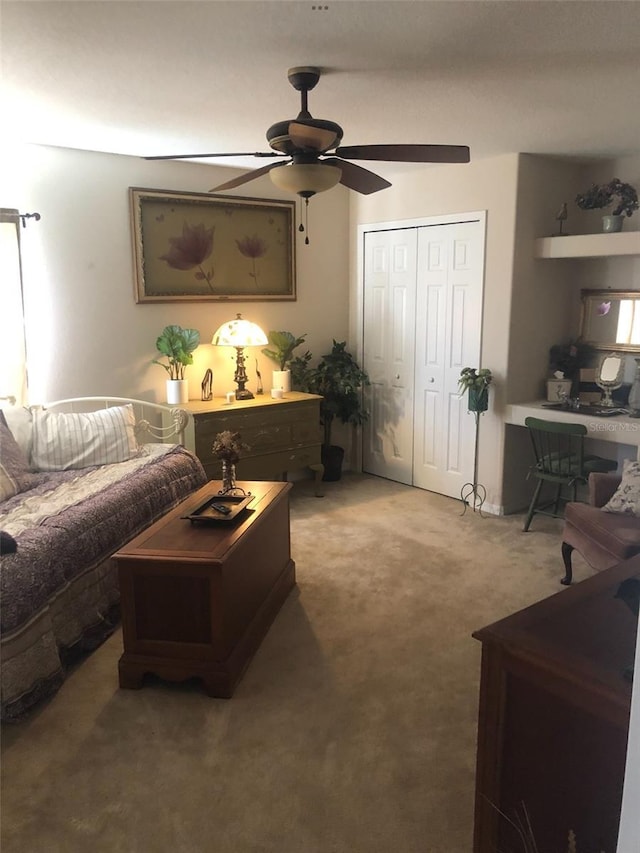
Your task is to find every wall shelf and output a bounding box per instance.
[535,231,640,259]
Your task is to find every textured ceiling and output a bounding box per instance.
[2,0,640,175]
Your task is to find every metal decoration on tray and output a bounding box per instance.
[211,431,251,496]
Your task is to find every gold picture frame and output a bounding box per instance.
[129,187,296,303]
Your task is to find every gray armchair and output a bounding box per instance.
[561,472,640,584]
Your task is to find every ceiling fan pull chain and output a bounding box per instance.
[304,198,310,245]
[298,197,305,234]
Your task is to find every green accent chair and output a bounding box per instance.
[523,417,618,532]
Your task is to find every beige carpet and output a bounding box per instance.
[1,474,592,853]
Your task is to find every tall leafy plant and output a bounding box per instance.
[294,340,370,448]
[153,325,200,380]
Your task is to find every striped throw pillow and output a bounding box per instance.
[31,404,139,471]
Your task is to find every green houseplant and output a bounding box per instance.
[262,331,308,372]
[294,340,370,481]
[575,178,639,232]
[458,367,493,413]
[261,330,308,393]
[153,324,200,404]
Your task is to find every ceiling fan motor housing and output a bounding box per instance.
[266,118,343,154]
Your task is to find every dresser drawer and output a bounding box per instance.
[194,402,320,464]
[237,446,321,481]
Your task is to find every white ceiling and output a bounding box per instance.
[2,0,640,179]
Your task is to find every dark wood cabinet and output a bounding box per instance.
[172,392,324,493]
[473,557,638,853]
[115,481,295,698]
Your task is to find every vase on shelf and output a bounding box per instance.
[221,460,237,493]
[628,359,640,417]
[602,214,624,233]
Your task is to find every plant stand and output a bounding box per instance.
[460,409,486,517]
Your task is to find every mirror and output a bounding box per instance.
[595,352,625,407]
[581,290,640,352]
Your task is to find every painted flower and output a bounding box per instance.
[236,234,267,259]
[159,221,215,291]
[235,234,268,289]
[160,221,214,270]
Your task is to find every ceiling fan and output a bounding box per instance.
[145,66,470,198]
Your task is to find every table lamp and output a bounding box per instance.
[212,313,268,400]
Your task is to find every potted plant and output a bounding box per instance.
[153,324,200,404]
[547,340,594,400]
[294,340,370,481]
[261,330,307,393]
[458,367,493,413]
[575,178,639,232]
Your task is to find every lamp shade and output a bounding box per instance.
[212,313,267,348]
[269,162,342,197]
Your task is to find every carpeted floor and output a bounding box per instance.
[0,474,593,853]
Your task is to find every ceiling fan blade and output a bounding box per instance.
[335,144,470,164]
[209,161,286,192]
[323,158,391,195]
[145,151,282,161]
[289,122,339,152]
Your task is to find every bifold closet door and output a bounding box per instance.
[362,228,417,485]
[362,219,484,500]
[412,221,483,499]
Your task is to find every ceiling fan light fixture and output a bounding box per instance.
[269,162,342,198]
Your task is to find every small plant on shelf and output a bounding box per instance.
[261,331,308,371]
[548,341,594,381]
[575,178,639,218]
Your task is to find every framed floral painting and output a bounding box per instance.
[129,188,296,302]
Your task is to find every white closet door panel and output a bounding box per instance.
[362,218,485,500]
[413,221,484,498]
[362,229,417,484]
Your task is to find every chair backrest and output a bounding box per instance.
[524,416,588,482]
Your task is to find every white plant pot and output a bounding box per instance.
[166,379,188,405]
[272,370,291,393]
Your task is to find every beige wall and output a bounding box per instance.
[5,144,639,504]
[5,143,350,404]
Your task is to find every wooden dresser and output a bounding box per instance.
[473,556,638,853]
[172,392,324,494]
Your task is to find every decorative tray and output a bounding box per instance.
[541,403,628,417]
[182,494,253,525]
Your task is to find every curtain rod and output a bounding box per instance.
[19,211,41,228]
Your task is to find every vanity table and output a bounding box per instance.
[505,401,640,457]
